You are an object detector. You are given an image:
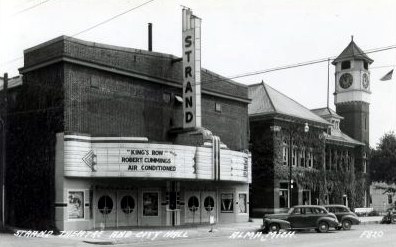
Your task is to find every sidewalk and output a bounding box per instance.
[63,220,263,245]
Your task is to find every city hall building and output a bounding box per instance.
[249,39,371,215]
[4,9,251,230]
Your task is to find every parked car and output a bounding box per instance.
[262,205,340,233]
[380,207,396,224]
[323,205,360,230]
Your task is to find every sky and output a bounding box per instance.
[0,0,395,148]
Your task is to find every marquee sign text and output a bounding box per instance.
[121,149,176,172]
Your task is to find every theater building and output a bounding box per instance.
[5,10,251,230]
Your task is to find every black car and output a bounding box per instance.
[323,205,360,230]
[380,207,396,224]
[262,205,340,233]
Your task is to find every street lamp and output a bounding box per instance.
[273,122,309,208]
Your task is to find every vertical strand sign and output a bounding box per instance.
[182,8,202,129]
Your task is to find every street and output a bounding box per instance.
[1,224,395,247]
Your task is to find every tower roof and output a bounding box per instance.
[332,39,374,65]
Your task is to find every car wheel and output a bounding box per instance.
[392,216,396,224]
[318,221,329,233]
[269,223,280,233]
[342,220,352,230]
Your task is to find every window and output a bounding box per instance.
[163,92,171,104]
[307,149,314,168]
[363,152,367,173]
[221,193,234,213]
[238,194,247,213]
[388,194,393,204]
[292,146,297,167]
[98,195,113,215]
[303,190,311,205]
[120,196,135,214]
[326,207,335,213]
[279,183,289,208]
[312,207,326,214]
[143,192,159,216]
[299,148,305,167]
[90,76,99,88]
[325,148,330,170]
[346,151,350,171]
[333,150,338,171]
[215,103,222,112]
[68,191,84,219]
[292,208,303,215]
[341,61,351,70]
[338,207,349,213]
[282,142,289,166]
[364,61,368,70]
[204,196,215,212]
[188,196,200,212]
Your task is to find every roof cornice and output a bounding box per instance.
[19,56,252,104]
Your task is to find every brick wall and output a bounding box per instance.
[337,102,370,145]
[63,63,248,150]
[7,64,64,228]
[22,36,249,151]
[24,36,248,100]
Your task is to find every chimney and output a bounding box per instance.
[148,23,152,51]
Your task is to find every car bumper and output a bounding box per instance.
[329,220,341,228]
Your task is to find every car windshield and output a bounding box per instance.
[288,208,295,214]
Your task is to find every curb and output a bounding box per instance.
[83,240,116,245]
[360,221,380,225]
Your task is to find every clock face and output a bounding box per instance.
[362,73,370,89]
[339,73,353,89]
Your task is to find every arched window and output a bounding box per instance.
[188,196,199,212]
[204,196,215,211]
[98,195,113,215]
[120,196,135,214]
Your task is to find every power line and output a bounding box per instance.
[371,65,396,69]
[204,45,396,83]
[70,0,156,38]
[0,0,157,67]
[12,0,53,16]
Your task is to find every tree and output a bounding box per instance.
[370,131,396,184]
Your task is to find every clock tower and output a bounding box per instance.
[332,37,373,145]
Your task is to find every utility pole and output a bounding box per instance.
[1,73,7,230]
